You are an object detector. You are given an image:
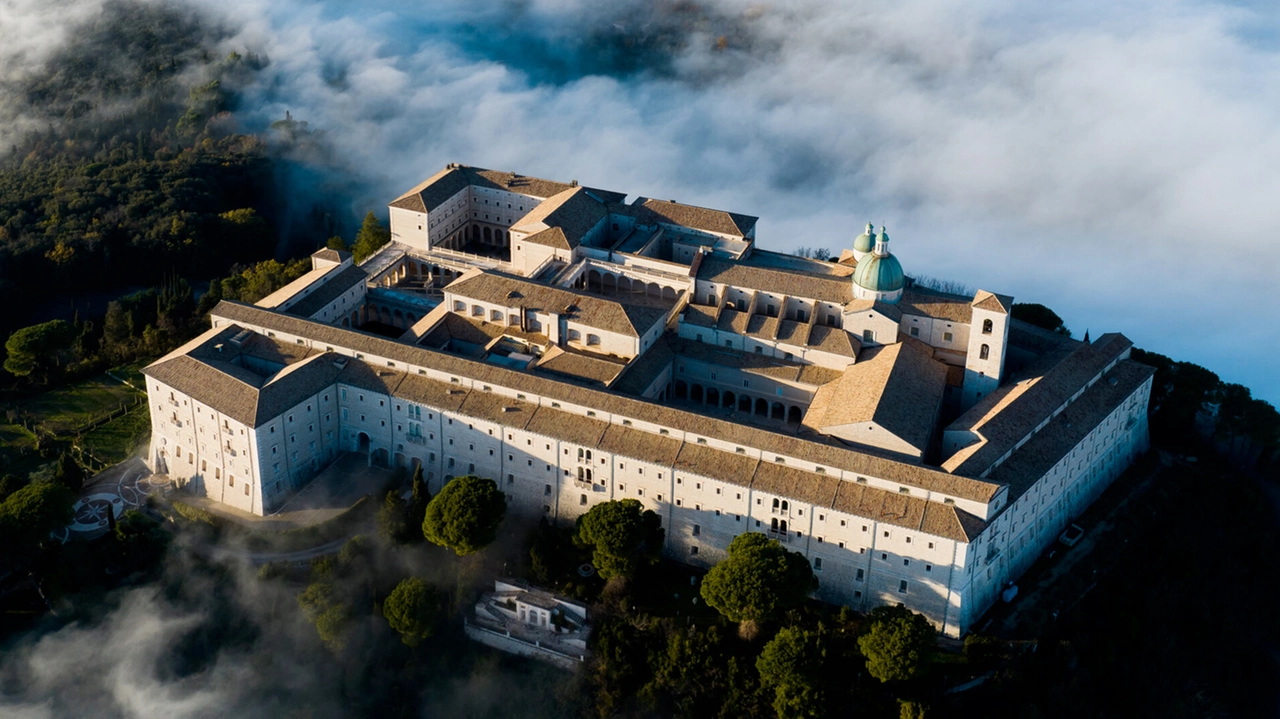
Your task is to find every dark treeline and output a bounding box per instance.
[0,1,346,333]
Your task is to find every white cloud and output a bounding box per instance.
[3,0,1276,399]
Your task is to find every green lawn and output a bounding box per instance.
[80,405,151,465]
[108,359,152,391]
[17,373,144,435]
[0,422,38,473]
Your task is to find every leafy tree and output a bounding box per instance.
[1011,302,1071,337]
[0,481,75,548]
[0,474,28,503]
[700,532,817,624]
[351,212,390,263]
[642,623,765,718]
[857,605,936,683]
[574,499,664,579]
[757,626,826,719]
[383,576,441,647]
[313,601,355,652]
[4,320,76,380]
[114,509,169,569]
[408,464,430,534]
[298,575,353,653]
[53,452,85,492]
[422,475,507,556]
[377,490,410,544]
[898,699,929,718]
[219,258,310,305]
[325,236,348,252]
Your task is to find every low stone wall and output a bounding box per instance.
[463,621,586,671]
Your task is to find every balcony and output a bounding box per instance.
[405,434,427,445]
[767,529,791,544]
[573,479,592,490]
[225,447,238,458]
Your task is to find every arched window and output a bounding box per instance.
[772,498,780,509]
[982,319,993,334]
[781,500,790,512]
[586,334,600,346]
[568,329,581,341]
[980,344,990,360]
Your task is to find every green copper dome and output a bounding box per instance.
[854,223,875,254]
[853,253,905,292]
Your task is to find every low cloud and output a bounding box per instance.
[2,0,1276,398]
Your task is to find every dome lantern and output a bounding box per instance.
[852,225,905,303]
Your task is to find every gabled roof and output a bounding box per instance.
[803,341,947,453]
[972,290,1014,314]
[208,301,1007,509]
[510,187,608,249]
[943,333,1136,476]
[389,165,624,214]
[446,270,670,338]
[986,359,1154,502]
[898,288,973,324]
[311,248,352,264]
[144,325,346,428]
[285,264,368,318]
[638,198,757,238]
[697,257,854,304]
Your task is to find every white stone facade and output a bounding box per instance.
[143,164,1156,638]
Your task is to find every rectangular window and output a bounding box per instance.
[899,580,908,594]
[943,332,953,342]
[690,546,699,555]
[856,569,864,581]
[814,558,822,571]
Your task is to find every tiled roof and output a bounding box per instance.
[682,304,718,329]
[639,199,757,238]
[751,461,841,506]
[986,359,1153,502]
[510,187,608,248]
[610,336,675,396]
[669,337,842,387]
[447,271,670,338]
[844,298,903,322]
[457,389,537,430]
[898,288,973,324]
[971,290,1014,314]
[525,406,609,448]
[144,326,346,428]
[596,424,683,466]
[519,227,571,250]
[943,333,1135,476]
[673,443,758,487]
[803,341,946,453]
[698,257,853,304]
[208,302,1006,507]
[285,264,368,318]
[390,165,625,214]
[534,346,627,387]
[311,248,352,264]
[805,324,860,358]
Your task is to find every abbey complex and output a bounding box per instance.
[142,165,1152,636]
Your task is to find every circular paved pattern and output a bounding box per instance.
[54,461,162,542]
[68,493,126,532]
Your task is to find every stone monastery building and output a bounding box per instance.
[143,164,1153,636]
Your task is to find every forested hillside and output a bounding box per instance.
[0,1,337,322]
